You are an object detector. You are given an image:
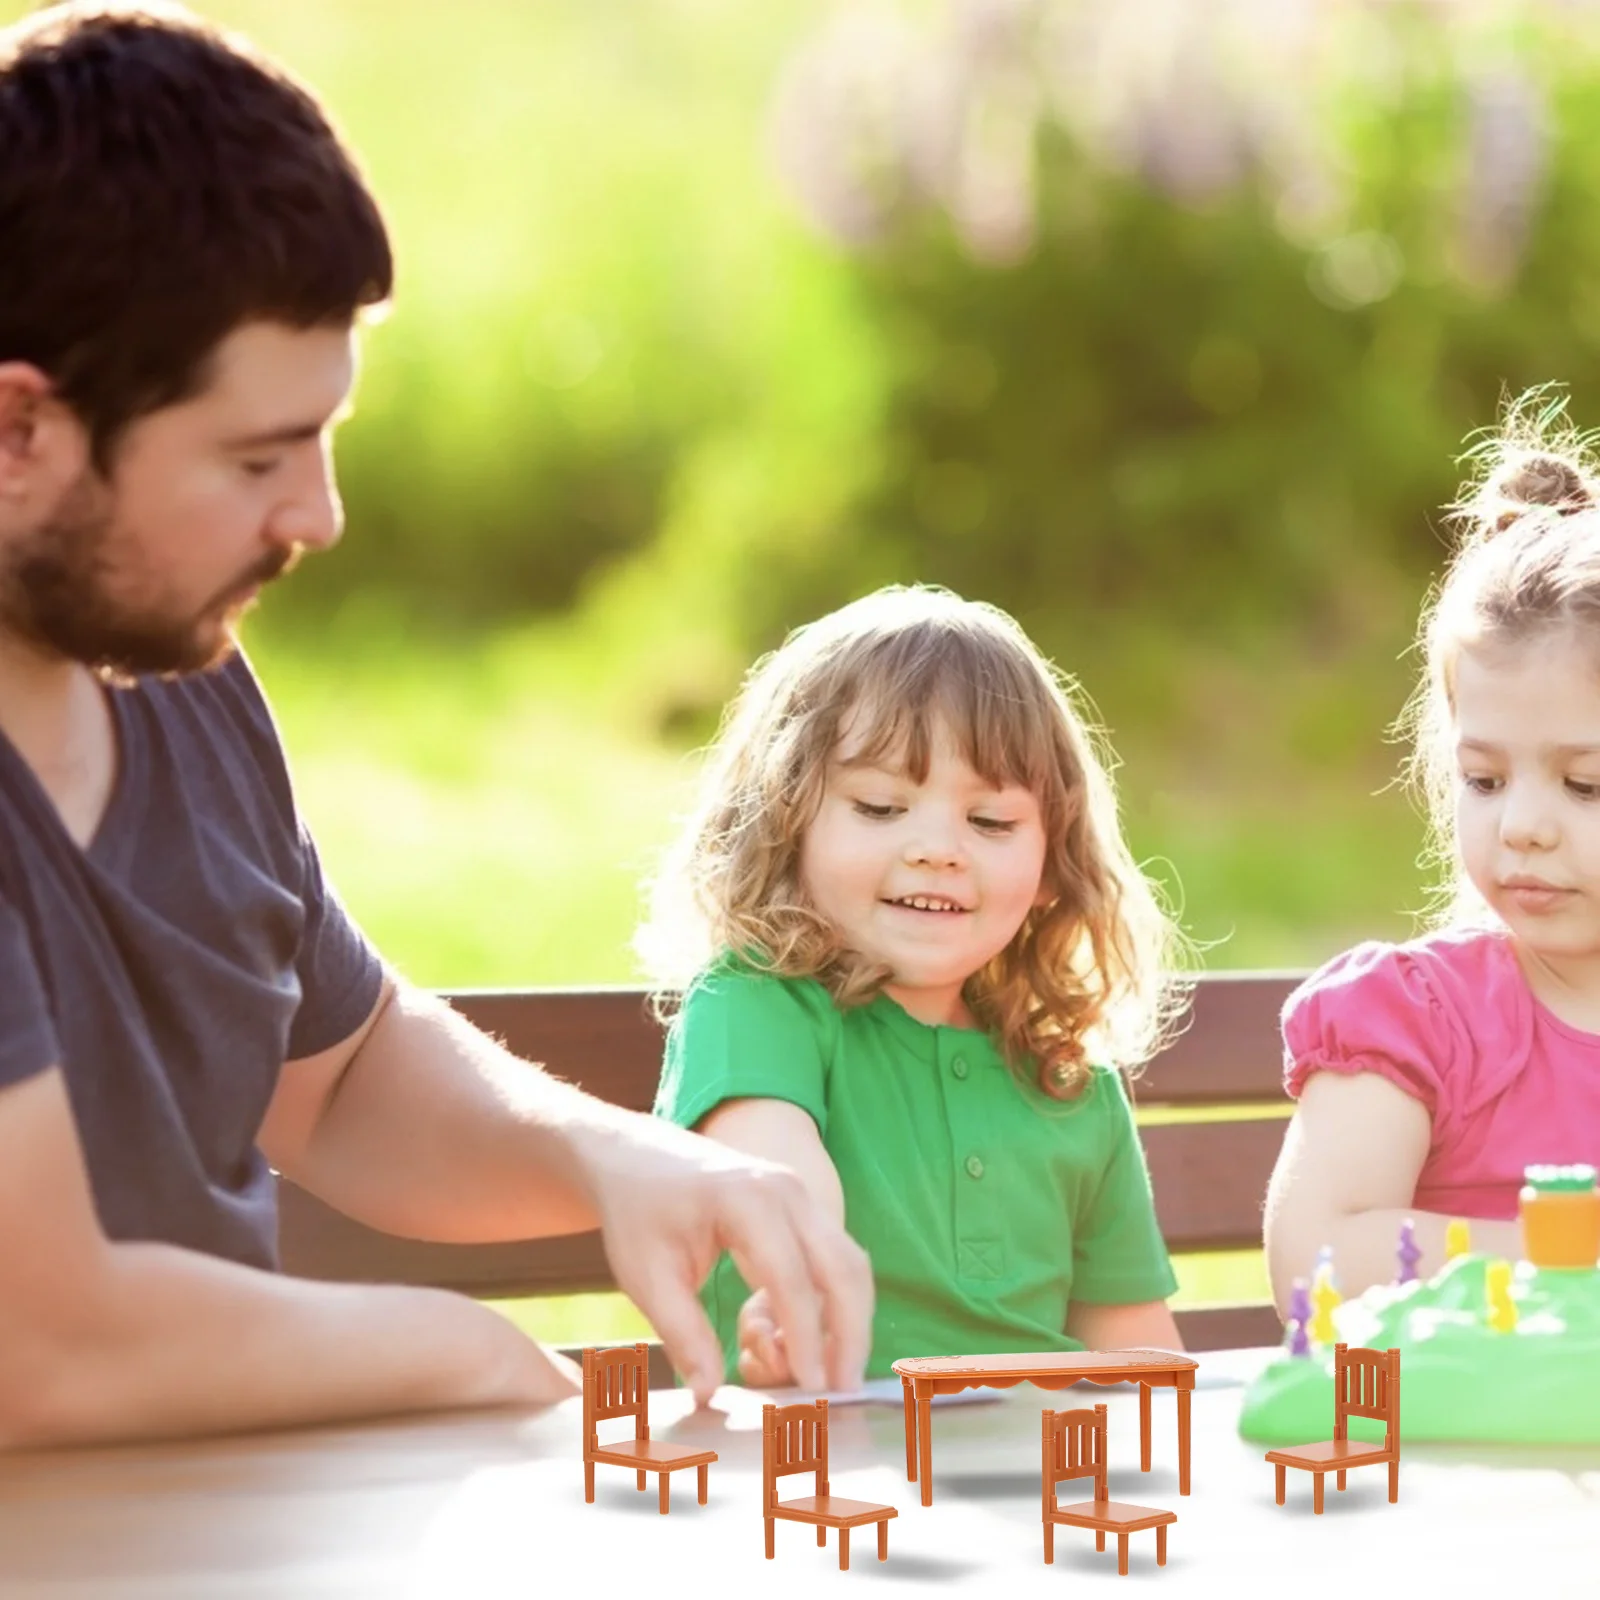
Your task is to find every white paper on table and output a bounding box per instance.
[756,1377,1001,1408]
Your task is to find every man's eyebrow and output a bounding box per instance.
[221,421,324,450]
[221,402,353,451]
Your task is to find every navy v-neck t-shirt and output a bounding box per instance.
[0,655,383,1268]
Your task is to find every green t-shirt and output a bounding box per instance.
[652,961,1178,1381]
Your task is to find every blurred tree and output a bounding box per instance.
[712,0,1600,678]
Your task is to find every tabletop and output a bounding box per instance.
[893,1349,1198,1380]
[0,1348,1596,1599]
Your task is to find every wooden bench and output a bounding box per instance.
[277,972,1300,1364]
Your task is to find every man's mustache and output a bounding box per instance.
[214,545,302,609]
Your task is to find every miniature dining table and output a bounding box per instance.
[0,1349,1595,1597]
[892,1347,1198,1505]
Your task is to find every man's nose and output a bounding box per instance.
[269,449,344,555]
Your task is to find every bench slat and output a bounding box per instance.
[278,972,1300,1350]
[277,1118,1285,1291]
[436,972,1298,1109]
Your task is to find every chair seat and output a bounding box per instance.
[1047,1499,1177,1535]
[590,1440,719,1470]
[1264,1439,1392,1470]
[774,1495,898,1529]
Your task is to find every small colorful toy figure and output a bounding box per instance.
[1286,1279,1313,1357]
[1308,1264,1342,1347]
[1485,1260,1518,1333]
[1396,1218,1422,1285]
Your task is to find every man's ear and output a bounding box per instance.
[0,362,89,509]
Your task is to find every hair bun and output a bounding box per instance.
[1490,452,1594,532]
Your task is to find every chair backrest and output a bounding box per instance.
[1333,1343,1401,1451]
[1041,1404,1108,1504]
[763,1400,829,1510]
[582,1343,651,1450]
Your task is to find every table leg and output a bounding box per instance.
[917,1387,934,1507]
[1139,1382,1151,1472]
[901,1376,917,1483]
[1177,1386,1191,1496]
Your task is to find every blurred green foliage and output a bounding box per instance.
[11,0,1600,975]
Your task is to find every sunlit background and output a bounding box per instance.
[12,0,1600,985]
[12,0,1600,1328]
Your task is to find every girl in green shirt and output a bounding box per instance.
[641,584,1189,1384]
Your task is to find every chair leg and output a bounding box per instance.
[1313,1474,1324,1515]
[1275,1464,1285,1506]
[659,1473,670,1515]
[1118,1533,1129,1576]
[584,1461,594,1504]
[817,1525,826,1547]
[765,1517,774,1560]
[1096,1530,1105,1553]
[1390,1458,1399,1503]
[698,1463,708,1505]
[1043,1521,1054,1564]
[840,1527,850,1572]
[1337,1470,1347,1491]
[636,1470,647,1492]
[878,1520,889,1562]
[1157,1525,1167,1567]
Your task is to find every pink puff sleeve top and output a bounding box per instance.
[1281,929,1600,1220]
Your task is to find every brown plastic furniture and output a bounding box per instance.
[893,1349,1197,1506]
[1264,1343,1401,1514]
[762,1399,897,1570]
[581,1344,717,1513]
[1041,1403,1177,1576]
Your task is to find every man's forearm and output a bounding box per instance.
[1268,1207,1523,1315]
[283,985,629,1242]
[0,1237,561,1449]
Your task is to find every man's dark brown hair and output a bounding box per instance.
[0,2,393,467]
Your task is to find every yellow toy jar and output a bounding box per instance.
[1518,1165,1600,1270]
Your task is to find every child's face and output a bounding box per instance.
[1453,630,1600,978]
[798,718,1048,1029]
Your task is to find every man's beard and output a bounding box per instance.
[0,473,291,679]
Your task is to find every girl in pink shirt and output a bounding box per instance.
[1264,398,1600,1310]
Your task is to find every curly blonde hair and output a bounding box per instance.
[1404,387,1600,924]
[636,585,1189,1096]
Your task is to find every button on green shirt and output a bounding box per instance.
[652,962,1178,1381]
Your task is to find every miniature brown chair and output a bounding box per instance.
[1042,1403,1177,1576]
[581,1344,717,1514]
[762,1399,897,1570]
[1264,1343,1401,1514]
